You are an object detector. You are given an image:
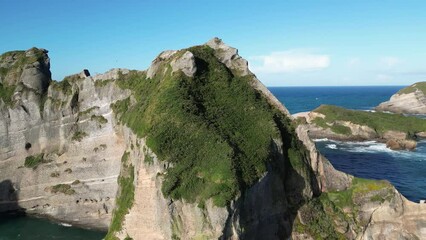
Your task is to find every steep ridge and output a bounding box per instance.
[376,82,426,114]
[0,39,425,239]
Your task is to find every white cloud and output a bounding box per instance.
[380,57,400,68]
[377,74,393,81]
[347,57,360,67]
[249,50,330,73]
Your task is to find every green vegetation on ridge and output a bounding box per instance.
[111,45,297,207]
[313,105,426,136]
[397,82,426,95]
[295,177,393,239]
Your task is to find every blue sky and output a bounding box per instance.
[1,0,425,86]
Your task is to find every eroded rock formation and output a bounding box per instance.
[376,82,426,114]
[0,39,425,239]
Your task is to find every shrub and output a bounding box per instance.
[24,154,50,169]
[72,131,88,142]
[71,180,81,185]
[91,114,108,124]
[51,184,76,195]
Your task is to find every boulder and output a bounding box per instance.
[386,139,417,150]
[170,51,197,77]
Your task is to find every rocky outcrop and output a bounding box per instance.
[376,82,426,114]
[170,51,197,77]
[0,49,131,229]
[294,105,426,150]
[1,40,425,239]
[386,139,417,150]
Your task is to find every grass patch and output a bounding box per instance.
[314,105,426,136]
[78,106,99,117]
[51,184,76,195]
[71,180,81,185]
[297,177,393,239]
[72,131,88,142]
[397,82,426,95]
[50,171,60,177]
[324,177,392,209]
[91,114,108,124]
[105,152,135,239]
[24,154,50,169]
[51,79,73,95]
[0,83,15,105]
[144,153,154,164]
[94,79,113,87]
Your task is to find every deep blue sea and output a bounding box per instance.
[270,86,426,203]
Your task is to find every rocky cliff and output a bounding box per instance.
[0,48,130,229]
[0,39,425,239]
[376,82,426,114]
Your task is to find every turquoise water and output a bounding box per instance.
[270,86,426,202]
[0,214,105,240]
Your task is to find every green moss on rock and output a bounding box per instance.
[111,45,298,207]
[105,152,135,239]
[51,184,76,195]
[397,82,426,95]
[24,154,51,169]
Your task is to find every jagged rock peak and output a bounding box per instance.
[146,50,177,79]
[205,37,250,76]
[0,47,51,94]
[92,68,130,81]
[170,51,196,77]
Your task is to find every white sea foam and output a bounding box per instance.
[60,223,72,227]
[326,144,337,149]
[313,138,329,142]
[323,140,426,161]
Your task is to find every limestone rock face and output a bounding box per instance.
[376,82,426,114]
[147,50,177,79]
[171,51,197,77]
[0,48,51,94]
[0,54,131,229]
[206,37,250,76]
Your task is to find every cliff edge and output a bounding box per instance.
[376,82,426,114]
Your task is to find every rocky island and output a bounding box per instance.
[376,82,426,114]
[1,38,425,240]
[294,104,426,150]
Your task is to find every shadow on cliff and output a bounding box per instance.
[0,180,24,219]
[220,114,321,239]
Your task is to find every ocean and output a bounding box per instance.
[0,214,105,240]
[1,85,424,239]
[270,86,426,203]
